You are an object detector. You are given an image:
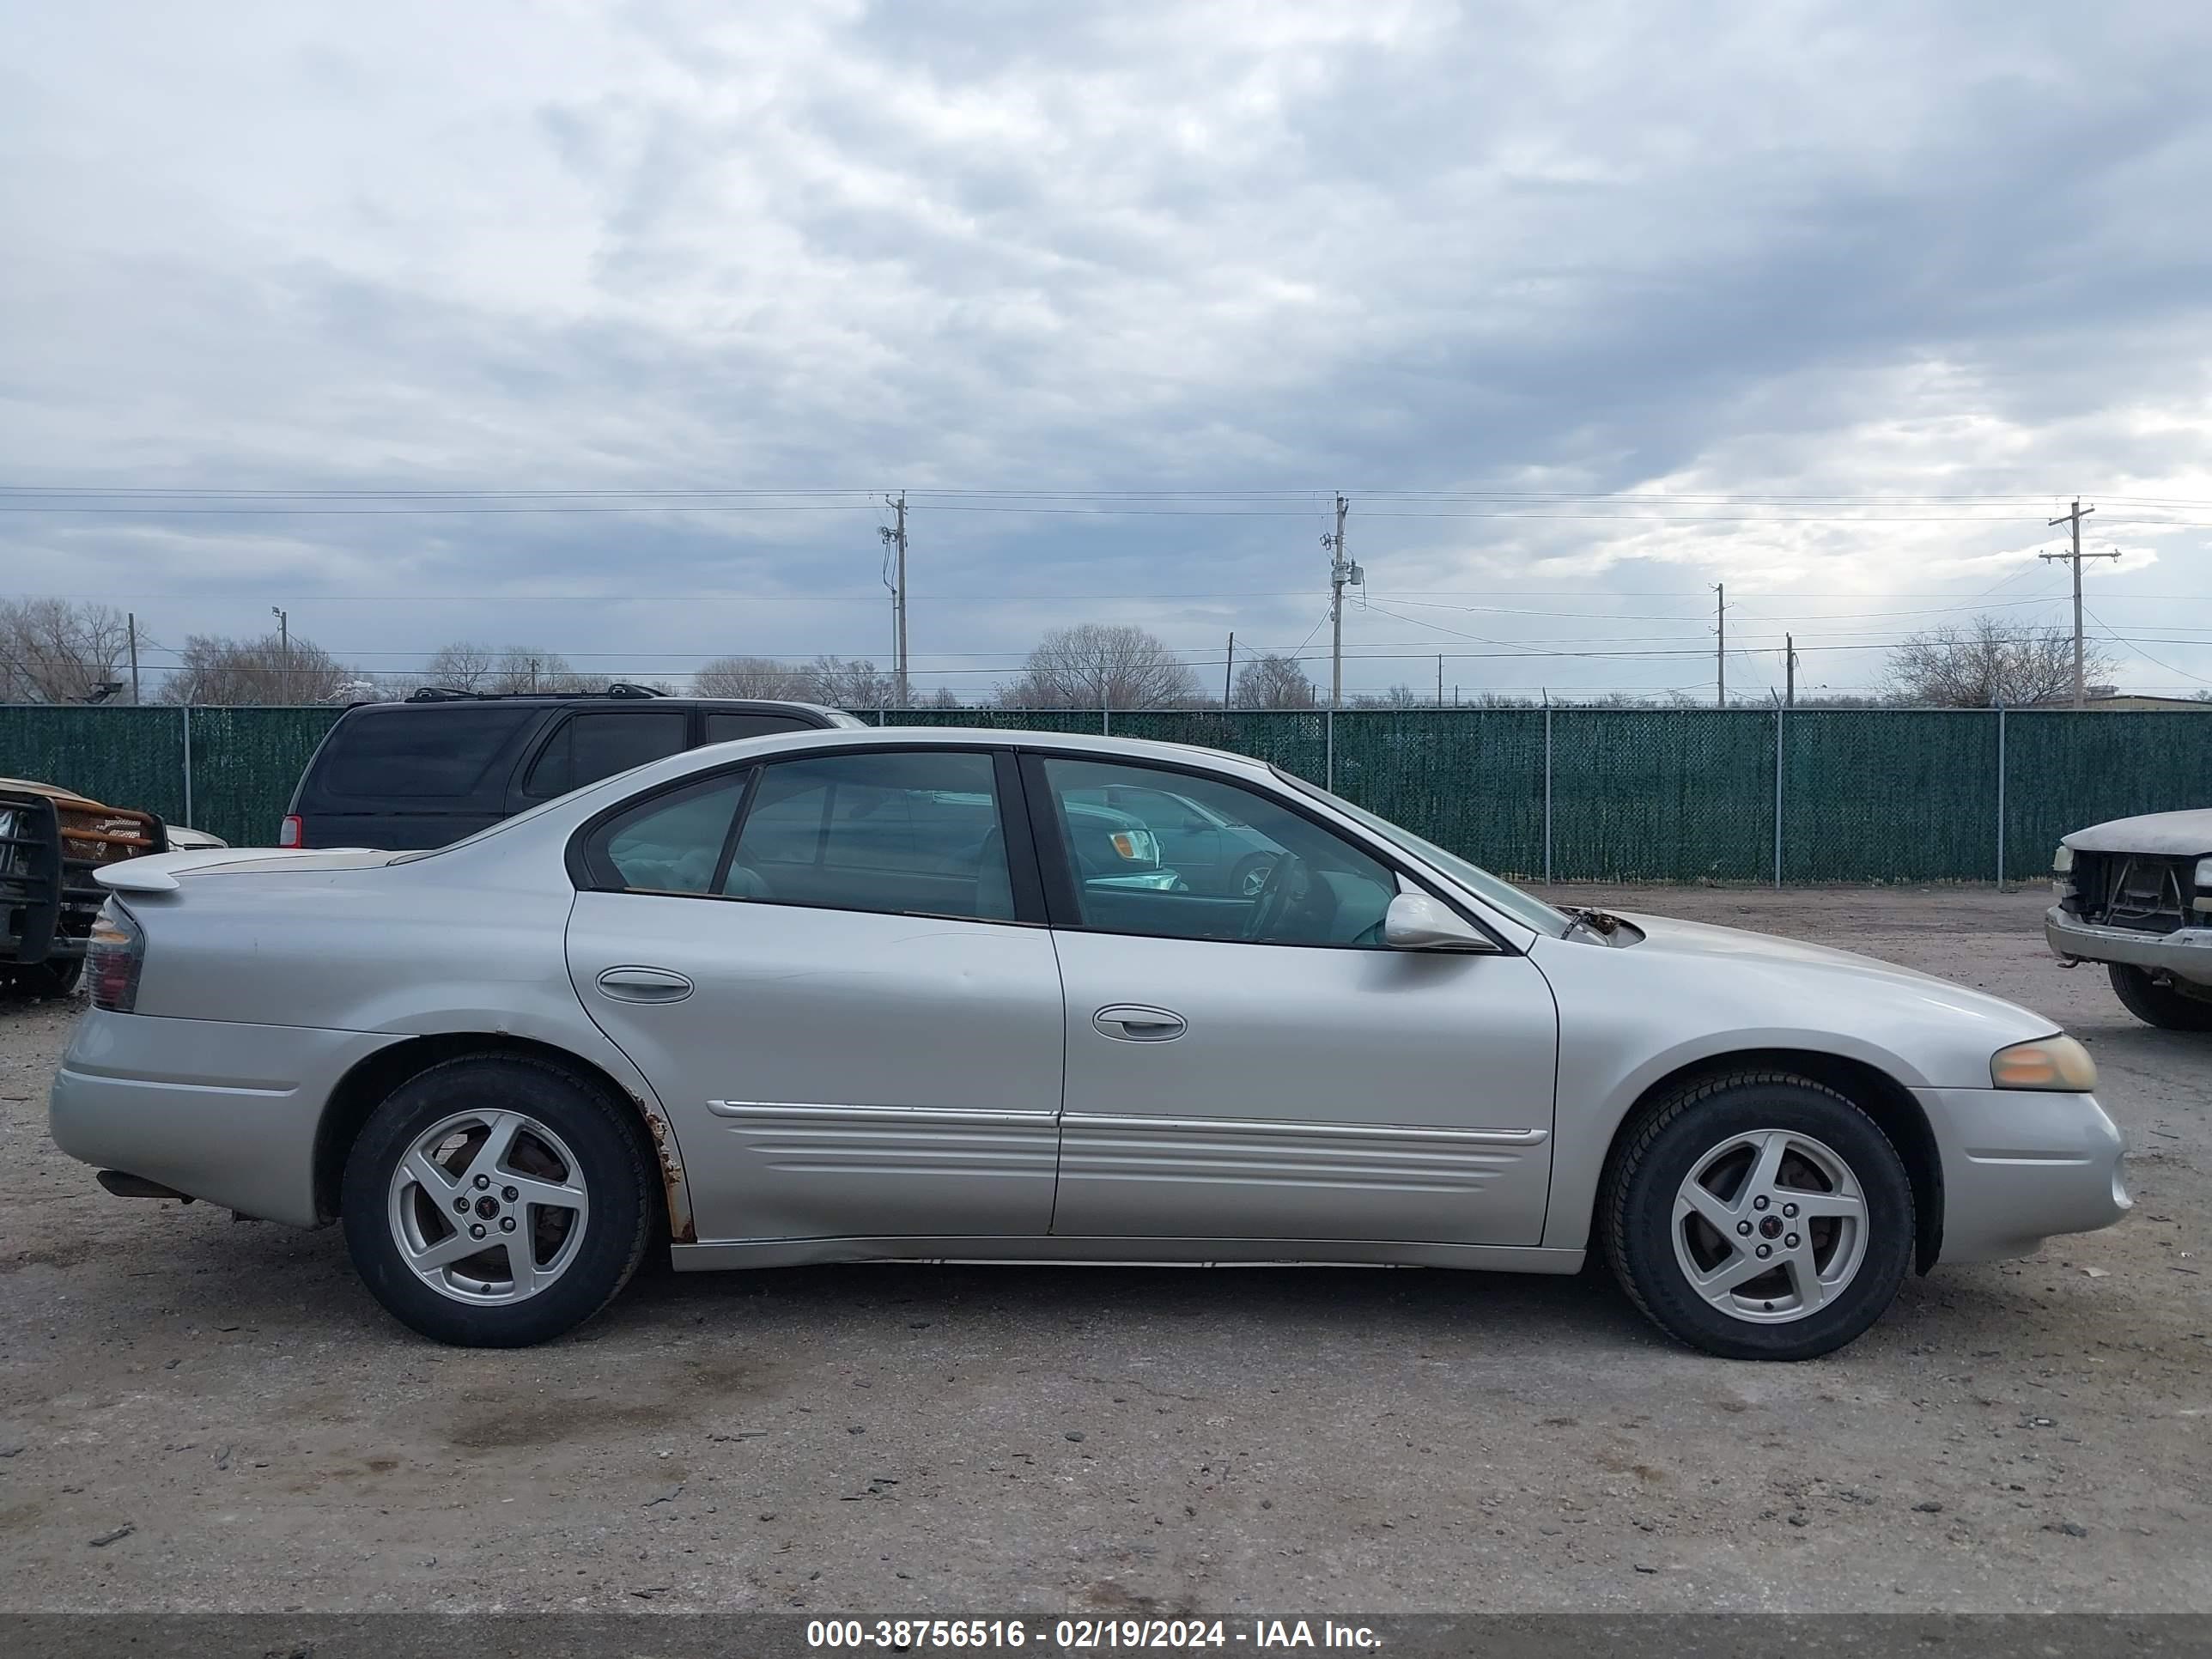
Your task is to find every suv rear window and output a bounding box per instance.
[315,705,540,799]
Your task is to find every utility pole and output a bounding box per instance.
[1224,632,1236,708]
[271,606,289,702]
[879,493,908,709]
[2040,501,2115,708]
[528,656,540,693]
[1437,653,1444,707]
[1713,584,1726,707]
[1784,632,1796,708]
[127,612,140,705]
[1322,493,1357,709]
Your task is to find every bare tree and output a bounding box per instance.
[486,647,588,694]
[0,599,132,703]
[922,685,962,710]
[418,641,587,695]
[1231,652,1317,709]
[693,655,812,699]
[1349,684,1421,709]
[804,656,895,709]
[159,631,357,705]
[1887,616,2106,708]
[999,624,1200,709]
[422,641,499,692]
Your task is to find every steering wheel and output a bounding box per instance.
[1244,852,1309,941]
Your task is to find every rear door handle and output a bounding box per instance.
[1093,1004,1187,1042]
[595,965,695,1004]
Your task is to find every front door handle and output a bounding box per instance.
[1093,1004,1187,1042]
[596,965,695,1004]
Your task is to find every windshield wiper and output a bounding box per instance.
[1562,906,1626,939]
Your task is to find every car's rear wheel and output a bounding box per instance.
[340,1056,653,1346]
[2106,963,2212,1031]
[1602,1072,1914,1360]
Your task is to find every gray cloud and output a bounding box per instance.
[2,0,2209,701]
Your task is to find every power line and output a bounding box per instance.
[13,483,2212,506]
[2083,604,2212,688]
[14,500,2212,525]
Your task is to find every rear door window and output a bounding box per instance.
[526,710,688,798]
[726,750,1015,921]
[313,706,540,800]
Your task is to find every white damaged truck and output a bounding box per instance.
[2048,808,2212,1030]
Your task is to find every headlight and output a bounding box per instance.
[1990,1035,2097,1091]
[2051,845,2073,873]
[1108,829,1157,865]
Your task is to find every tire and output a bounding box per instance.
[1601,1072,1915,1361]
[4,956,83,999]
[2107,963,2212,1031]
[340,1055,654,1346]
[34,956,84,998]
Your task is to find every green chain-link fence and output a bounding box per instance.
[6,702,2212,882]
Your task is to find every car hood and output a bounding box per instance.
[2061,808,2212,856]
[1609,911,2057,1032]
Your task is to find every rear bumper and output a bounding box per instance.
[2045,905,2212,987]
[48,1008,395,1225]
[1917,1085,2130,1264]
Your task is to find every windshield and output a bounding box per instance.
[1272,768,1571,938]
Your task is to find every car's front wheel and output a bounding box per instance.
[2106,964,2212,1031]
[1602,1072,1915,1360]
[340,1055,654,1346]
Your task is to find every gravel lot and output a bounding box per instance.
[2,886,2206,1614]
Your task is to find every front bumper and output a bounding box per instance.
[1917,1085,2130,1264]
[48,1008,398,1225]
[2045,904,2212,987]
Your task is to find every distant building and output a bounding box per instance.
[2027,692,2208,711]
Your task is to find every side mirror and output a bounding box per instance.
[1383,890,1492,951]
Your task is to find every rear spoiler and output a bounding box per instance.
[94,847,380,895]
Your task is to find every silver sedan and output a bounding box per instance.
[51,729,2128,1358]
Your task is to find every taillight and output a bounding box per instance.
[278,815,303,848]
[88,903,144,1012]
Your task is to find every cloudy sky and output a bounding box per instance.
[4,0,2210,702]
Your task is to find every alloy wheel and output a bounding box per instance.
[1670,1128,1869,1324]
[386,1109,591,1305]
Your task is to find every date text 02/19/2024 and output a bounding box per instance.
[805,1618,1382,1650]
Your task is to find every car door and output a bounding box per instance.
[1028,753,1559,1247]
[565,745,1065,1245]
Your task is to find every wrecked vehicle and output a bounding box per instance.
[0,779,173,997]
[2047,808,2212,1030]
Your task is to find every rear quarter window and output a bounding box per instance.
[310,706,541,800]
[704,713,810,744]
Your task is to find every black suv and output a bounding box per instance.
[282,685,867,850]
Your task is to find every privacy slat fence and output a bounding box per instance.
[4,702,2209,884]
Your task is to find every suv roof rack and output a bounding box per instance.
[403,683,671,704]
